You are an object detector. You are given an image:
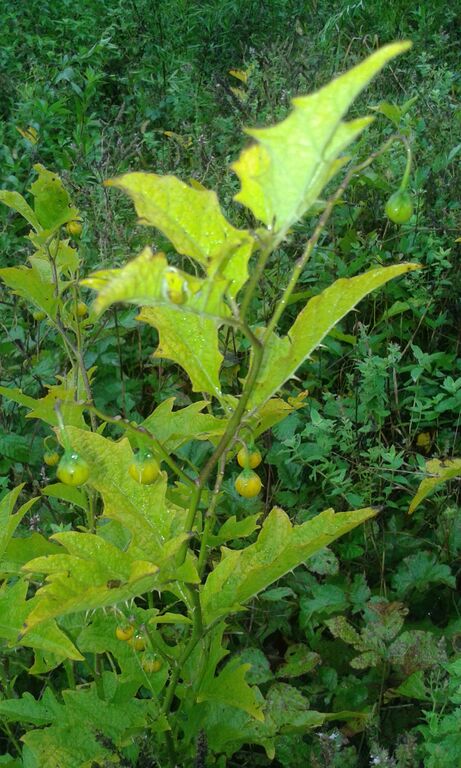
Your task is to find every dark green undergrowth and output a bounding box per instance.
[1,1,460,766]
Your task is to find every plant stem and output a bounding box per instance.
[197,452,227,578]
[161,586,203,716]
[176,331,264,566]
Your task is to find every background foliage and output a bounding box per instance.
[0,0,460,765]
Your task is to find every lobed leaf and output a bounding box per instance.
[408,457,461,514]
[246,263,420,412]
[232,42,411,233]
[105,172,254,296]
[201,505,376,624]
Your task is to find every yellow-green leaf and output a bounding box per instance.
[247,263,419,412]
[30,164,79,231]
[201,505,376,624]
[409,458,461,514]
[232,42,411,233]
[0,190,41,231]
[105,172,254,296]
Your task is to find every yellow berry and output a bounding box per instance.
[129,633,146,651]
[235,470,263,499]
[44,450,60,467]
[76,301,88,318]
[237,446,262,469]
[115,624,134,642]
[128,452,160,485]
[142,656,162,673]
[66,220,82,238]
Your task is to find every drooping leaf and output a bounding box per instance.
[139,303,224,397]
[0,265,59,318]
[409,457,461,514]
[246,263,419,411]
[0,485,38,561]
[232,42,411,233]
[0,386,86,428]
[201,505,376,623]
[197,659,264,721]
[0,190,41,230]
[84,247,227,397]
[29,164,79,231]
[105,173,254,296]
[0,580,82,661]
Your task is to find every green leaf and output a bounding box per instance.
[19,676,161,768]
[105,172,254,296]
[0,432,37,464]
[247,263,419,411]
[30,164,79,231]
[276,644,321,679]
[0,386,86,428]
[235,648,274,685]
[325,615,362,647]
[1,533,61,577]
[197,659,264,721]
[390,670,429,701]
[0,485,38,561]
[19,427,200,633]
[41,483,88,512]
[0,265,59,318]
[391,551,456,596]
[84,248,228,397]
[0,190,41,230]
[20,532,161,633]
[232,42,411,232]
[201,683,328,759]
[201,505,376,623]
[208,514,261,546]
[0,689,59,726]
[64,427,186,558]
[409,457,461,514]
[142,397,226,452]
[0,755,22,767]
[139,302,224,397]
[0,580,83,661]
[83,247,203,314]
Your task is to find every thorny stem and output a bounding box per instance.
[176,326,264,567]
[197,452,227,578]
[161,587,203,718]
[45,239,97,430]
